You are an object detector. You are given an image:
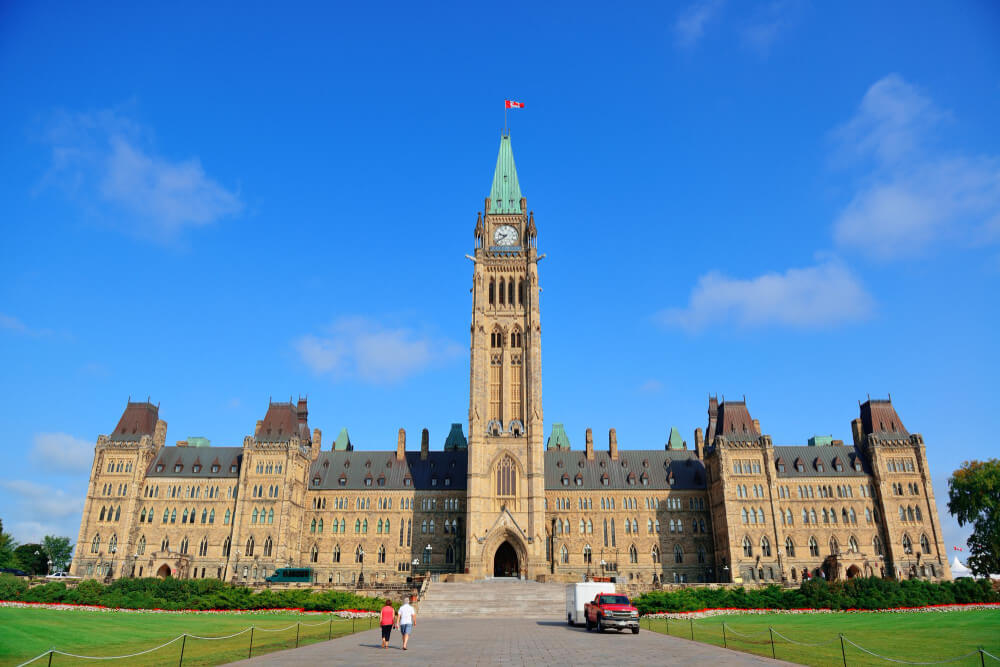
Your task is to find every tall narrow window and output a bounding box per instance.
[499,278,506,305]
[497,456,516,498]
[508,279,514,305]
[489,280,495,305]
[518,279,524,305]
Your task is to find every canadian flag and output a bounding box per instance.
[505,100,525,109]
[953,546,963,551]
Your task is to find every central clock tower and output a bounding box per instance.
[465,133,547,578]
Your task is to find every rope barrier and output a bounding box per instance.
[14,613,361,666]
[982,650,1000,663]
[720,624,772,639]
[185,628,253,641]
[843,637,982,665]
[770,629,840,647]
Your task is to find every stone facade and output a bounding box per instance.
[70,134,951,586]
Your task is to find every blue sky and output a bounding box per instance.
[1,1,998,559]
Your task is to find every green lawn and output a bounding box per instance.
[643,609,1000,666]
[0,607,376,666]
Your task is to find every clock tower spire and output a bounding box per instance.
[466,133,545,578]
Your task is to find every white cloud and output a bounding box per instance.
[638,379,663,394]
[43,108,242,239]
[0,480,84,521]
[659,260,873,332]
[832,75,1000,258]
[675,0,724,48]
[30,433,94,474]
[0,312,55,338]
[295,317,462,384]
[740,0,800,54]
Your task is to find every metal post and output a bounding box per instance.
[47,651,53,667]
[979,648,985,667]
[769,627,775,659]
[666,617,669,635]
[840,634,847,667]
[352,617,356,633]
[328,617,333,640]
[295,623,300,648]
[178,634,186,666]
[689,617,694,640]
[722,623,727,648]
[248,626,254,659]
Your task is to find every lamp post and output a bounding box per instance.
[424,544,432,579]
[412,558,419,581]
[234,549,241,583]
[358,547,365,587]
[722,563,730,583]
[108,545,117,582]
[47,559,53,577]
[600,559,607,578]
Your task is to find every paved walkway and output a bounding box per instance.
[227,618,795,666]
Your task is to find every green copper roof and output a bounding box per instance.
[444,423,468,450]
[667,427,685,450]
[488,134,522,214]
[808,435,834,447]
[547,423,571,450]
[187,436,211,448]
[333,428,353,451]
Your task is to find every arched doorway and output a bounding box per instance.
[846,564,861,579]
[156,564,171,579]
[493,541,519,578]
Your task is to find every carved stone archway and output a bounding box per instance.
[156,564,171,579]
[494,541,520,577]
[480,527,529,580]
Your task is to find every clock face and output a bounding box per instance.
[494,225,519,246]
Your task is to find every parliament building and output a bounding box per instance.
[70,135,951,587]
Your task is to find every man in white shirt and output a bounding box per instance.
[397,595,416,650]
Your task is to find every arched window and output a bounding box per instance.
[224,509,231,525]
[741,508,748,524]
[785,537,795,557]
[629,544,638,563]
[583,545,592,563]
[199,537,208,557]
[809,509,817,524]
[137,535,146,555]
[920,534,931,554]
[829,536,839,554]
[697,545,706,563]
[902,534,913,554]
[560,545,569,563]
[633,518,639,534]
[848,536,859,553]
[222,536,231,558]
[915,507,922,521]
[333,545,341,563]
[310,544,318,563]
[310,518,317,533]
[761,536,771,557]
[757,508,765,524]
[179,537,188,555]
[91,534,101,553]
[808,536,819,557]
[518,279,525,306]
[489,279,495,305]
[651,546,660,563]
[497,455,516,497]
[252,508,259,524]
[802,508,809,523]
[209,509,215,524]
[499,277,506,305]
[139,508,146,523]
[356,545,364,563]
[355,519,361,533]
[907,506,915,521]
[671,544,682,563]
[246,537,255,556]
[873,535,883,555]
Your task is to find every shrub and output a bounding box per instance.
[0,573,28,600]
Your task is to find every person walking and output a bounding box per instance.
[397,595,416,650]
[379,599,396,649]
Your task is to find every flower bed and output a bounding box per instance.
[0,600,379,617]
[641,601,1000,619]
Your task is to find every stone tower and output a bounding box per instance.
[464,133,546,578]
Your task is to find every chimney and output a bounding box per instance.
[609,428,618,461]
[154,419,167,448]
[851,419,863,447]
[694,427,705,460]
[585,428,594,460]
[752,418,761,434]
[420,428,429,461]
[176,440,188,447]
[296,397,308,425]
[312,428,322,450]
[397,428,406,460]
[255,420,263,437]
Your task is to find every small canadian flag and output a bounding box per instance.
[505,100,525,109]
[953,546,964,551]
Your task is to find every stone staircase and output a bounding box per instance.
[418,579,566,619]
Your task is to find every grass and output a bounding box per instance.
[643,609,1000,666]
[0,607,376,666]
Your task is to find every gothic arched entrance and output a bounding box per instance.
[493,541,519,578]
[156,564,171,579]
[846,564,861,579]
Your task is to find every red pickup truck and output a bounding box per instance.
[584,593,640,633]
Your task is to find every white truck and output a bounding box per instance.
[565,581,616,626]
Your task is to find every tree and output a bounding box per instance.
[0,518,17,569]
[948,459,1000,577]
[13,544,48,575]
[43,536,73,573]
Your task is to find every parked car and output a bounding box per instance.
[584,592,640,634]
[566,582,616,626]
[45,572,80,579]
[0,567,30,577]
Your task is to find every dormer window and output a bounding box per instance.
[192,465,201,473]
[174,464,182,473]
[404,477,412,487]
[312,476,321,486]
[575,474,584,486]
[601,474,609,486]
[833,457,843,472]
[211,465,220,473]
[431,477,438,487]
[338,475,347,487]
[640,473,649,486]
[775,458,786,473]
[853,459,862,472]
[377,476,386,487]
[364,477,372,487]
[230,464,237,473]
[561,474,569,486]
[794,458,804,473]
[815,459,824,473]
[156,464,165,473]
[444,476,451,486]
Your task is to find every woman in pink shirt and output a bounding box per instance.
[379,600,397,649]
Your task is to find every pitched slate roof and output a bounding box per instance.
[544,449,706,491]
[667,426,685,450]
[333,428,353,451]
[443,423,467,450]
[309,450,467,491]
[716,400,759,442]
[257,401,310,443]
[546,423,571,450]
[773,444,871,478]
[147,446,243,478]
[110,401,159,442]
[488,134,523,214]
[860,399,909,439]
